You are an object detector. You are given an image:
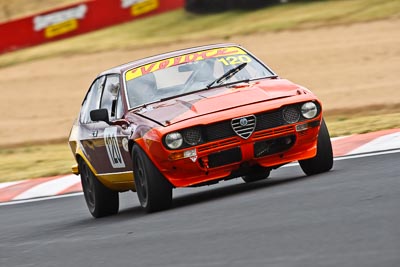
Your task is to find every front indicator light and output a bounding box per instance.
[296,123,308,132]
[296,120,321,132]
[184,149,197,158]
[169,149,197,161]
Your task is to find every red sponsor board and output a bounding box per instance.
[0,0,184,54]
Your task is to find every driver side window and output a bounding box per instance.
[80,74,123,124]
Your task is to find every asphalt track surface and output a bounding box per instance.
[1,153,399,267]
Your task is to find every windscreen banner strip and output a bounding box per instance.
[125,47,246,81]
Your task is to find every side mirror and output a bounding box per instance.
[90,109,110,124]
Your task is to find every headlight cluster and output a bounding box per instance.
[165,132,183,149]
[301,102,318,119]
[283,106,300,123]
[282,101,319,124]
[183,127,202,146]
[165,127,202,149]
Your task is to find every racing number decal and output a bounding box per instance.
[218,55,252,66]
[104,128,126,168]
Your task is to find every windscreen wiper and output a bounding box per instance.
[159,88,207,102]
[207,62,247,89]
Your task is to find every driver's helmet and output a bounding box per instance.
[139,72,157,94]
[194,60,215,84]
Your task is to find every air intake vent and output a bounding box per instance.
[231,115,256,139]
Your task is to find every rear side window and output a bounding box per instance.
[80,76,105,124]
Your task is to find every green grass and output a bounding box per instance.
[1,0,399,68]
[325,112,400,137]
[0,143,75,182]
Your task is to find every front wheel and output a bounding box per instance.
[132,145,173,213]
[242,167,271,183]
[299,118,333,176]
[79,159,119,218]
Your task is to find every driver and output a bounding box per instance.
[127,73,158,107]
[193,60,215,87]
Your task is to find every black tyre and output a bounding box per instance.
[299,118,333,176]
[79,159,119,218]
[242,167,271,183]
[132,145,173,213]
[185,0,230,13]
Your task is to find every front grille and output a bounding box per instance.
[207,147,242,168]
[204,110,286,141]
[231,115,256,139]
[255,110,285,131]
[182,102,320,146]
[203,103,318,142]
[204,120,234,142]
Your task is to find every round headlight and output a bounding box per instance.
[283,106,300,123]
[301,102,318,119]
[165,132,183,149]
[183,128,202,146]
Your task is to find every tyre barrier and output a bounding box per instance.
[185,0,289,13]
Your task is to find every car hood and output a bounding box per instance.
[133,79,301,126]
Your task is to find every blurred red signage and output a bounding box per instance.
[0,0,184,54]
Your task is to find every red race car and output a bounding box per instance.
[69,43,333,218]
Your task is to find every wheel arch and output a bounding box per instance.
[128,139,136,158]
[75,151,97,178]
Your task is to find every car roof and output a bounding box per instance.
[97,43,243,77]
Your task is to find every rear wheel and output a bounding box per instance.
[132,145,173,213]
[299,119,333,176]
[79,159,119,218]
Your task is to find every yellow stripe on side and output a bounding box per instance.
[74,148,135,192]
[98,172,135,192]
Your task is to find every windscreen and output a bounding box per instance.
[125,46,274,108]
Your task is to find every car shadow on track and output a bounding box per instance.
[171,174,311,210]
[118,170,335,218]
[70,170,335,223]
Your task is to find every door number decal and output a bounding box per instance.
[104,127,126,168]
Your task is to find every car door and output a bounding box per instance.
[91,74,132,174]
[79,75,107,173]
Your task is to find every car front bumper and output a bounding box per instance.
[153,118,321,187]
